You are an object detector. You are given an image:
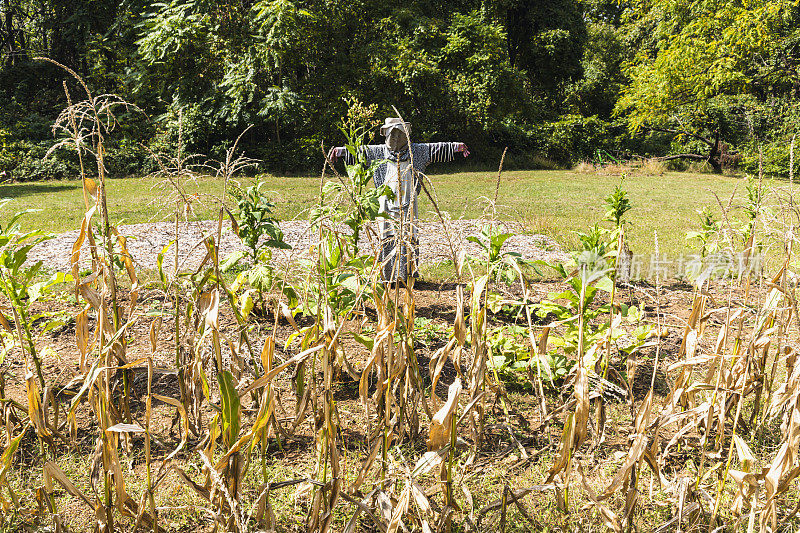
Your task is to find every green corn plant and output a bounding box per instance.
[686,206,720,258]
[229,179,290,265]
[603,179,632,228]
[215,370,245,532]
[467,223,526,285]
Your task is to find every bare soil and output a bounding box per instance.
[1,249,766,531]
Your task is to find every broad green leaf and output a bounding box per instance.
[217,370,241,450]
[220,250,246,272]
[352,331,374,350]
[157,240,175,285]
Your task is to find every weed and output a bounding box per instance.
[686,206,720,257]
[229,178,289,264]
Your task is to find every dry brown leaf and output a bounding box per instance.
[0,310,12,332]
[546,413,574,483]
[280,301,300,332]
[76,309,90,370]
[580,465,622,532]
[454,285,465,346]
[261,336,275,373]
[83,177,98,198]
[411,450,446,477]
[106,423,145,434]
[600,432,647,500]
[78,283,102,310]
[427,378,462,451]
[353,438,382,491]
[386,481,411,533]
[44,461,93,507]
[573,363,590,448]
[411,480,432,516]
[239,344,326,397]
[197,290,220,330]
[537,326,551,356]
[430,338,456,398]
[636,390,654,433]
[734,434,757,472]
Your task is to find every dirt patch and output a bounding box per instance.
[0,260,771,532]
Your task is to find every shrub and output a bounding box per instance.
[536,114,611,165]
[259,135,322,172]
[104,139,149,177]
[573,160,596,173]
[739,140,791,177]
[0,140,78,181]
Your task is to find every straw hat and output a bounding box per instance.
[380,117,411,136]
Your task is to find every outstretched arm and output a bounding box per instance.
[327,146,347,163]
[327,144,386,164]
[427,142,470,163]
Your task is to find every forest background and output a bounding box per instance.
[1,0,799,178]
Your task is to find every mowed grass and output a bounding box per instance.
[2,169,744,257]
[423,169,745,257]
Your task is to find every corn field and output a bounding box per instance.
[1,67,800,533]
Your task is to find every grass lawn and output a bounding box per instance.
[0,169,745,258]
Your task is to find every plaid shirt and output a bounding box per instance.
[340,142,462,187]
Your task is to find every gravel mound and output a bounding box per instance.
[29,219,568,273]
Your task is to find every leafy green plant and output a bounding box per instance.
[412,316,448,348]
[575,223,613,256]
[543,352,573,383]
[686,206,719,257]
[536,252,614,358]
[487,325,530,372]
[614,304,657,360]
[314,97,392,255]
[229,179,289,265]
[221,178,291,312]
[535,251,654,386]
[604,179,632,228]
[742,174,767,252]
[299,233,378,319]
[292,98,388,321]
[467,223,527,285]
[0,202,69,390]
[486,325,574,390]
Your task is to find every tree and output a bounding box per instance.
[616,0,799,172]
[2,0,630,172]
[565,17,627,119]
[487,0,587,114]
[250,0,312,145]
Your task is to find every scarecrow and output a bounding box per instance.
[329,117,469,282]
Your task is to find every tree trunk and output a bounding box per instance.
[707,130,722,173]
[647,126,724,173]
[3,1,13,67]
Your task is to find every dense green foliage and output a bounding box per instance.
[1,0,799,177]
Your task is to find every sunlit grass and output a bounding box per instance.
[3,170,744,260]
